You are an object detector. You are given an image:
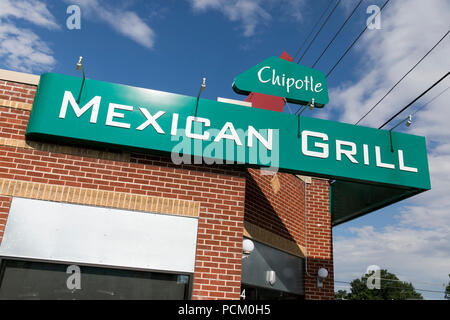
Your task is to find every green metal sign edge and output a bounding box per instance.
[26,73,431,192]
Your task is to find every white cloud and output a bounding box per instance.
[189,0,271,37]
[433,143,450,155]
[0,0,58,73]
[331,0,450,299]
[0,0,60,30]
[329,0,450,127]
[67,0,155,49]
[189,0,308,37]
[281,0,306,21]
[334,224,450,298]
[0,24,56,73]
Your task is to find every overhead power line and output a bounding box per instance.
[325,0,390,78]
[356,275,449,286]
[388,85,450,131]
[355,29,450,125]
[285,102,295,114]
[297,0,342,64]
[292,0,335,62]
[311,0,364,69]
[334,280,446,295]
[411,85,450,117]
[378,71,450,129]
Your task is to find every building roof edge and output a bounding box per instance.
[0,69,40,86]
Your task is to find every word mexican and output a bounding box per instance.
[59,91,273,150]
[257,66,324,94]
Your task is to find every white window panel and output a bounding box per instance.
[0,198,198,273]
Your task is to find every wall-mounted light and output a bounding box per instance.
[266,270,276,286]
[195,77,206,117]
[76,56,85,80]
[296,99,316,138]
[389,114,413,152]
[391,114,413,131]
[308,98,315,110]
[242,238,254,259]
[406,114,412,127]
[317,267,328,288]
[75,56,86,103]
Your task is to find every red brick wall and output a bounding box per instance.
[245,169,305,245]
[0,78,246,300]
[244,169,334,299]
[0,80,36,104]
[0,76,335,300]
[130,156,247,300]
[0,196,12,244]
[304,178,334,299]
[0,106,29,142]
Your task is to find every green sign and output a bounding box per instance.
[232,56,329,107]
[26,73,430,225]
[27,73,429,190]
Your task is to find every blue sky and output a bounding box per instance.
[1,0,449,299]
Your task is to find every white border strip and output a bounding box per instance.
[0,69,40,86]
[217,97,252,107]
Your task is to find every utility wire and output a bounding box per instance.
[311,0,364,68]
[334,280,446,294]
[286,101,306,115]
[357,275,448,286]
[378,72,450,129]
[390,85,450,131]
[411,85,450,117]
[325,0,390,78]
[355,29,450,125]
[285,102,295,114]
[297,0,342,64]
[292,0,335,62]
